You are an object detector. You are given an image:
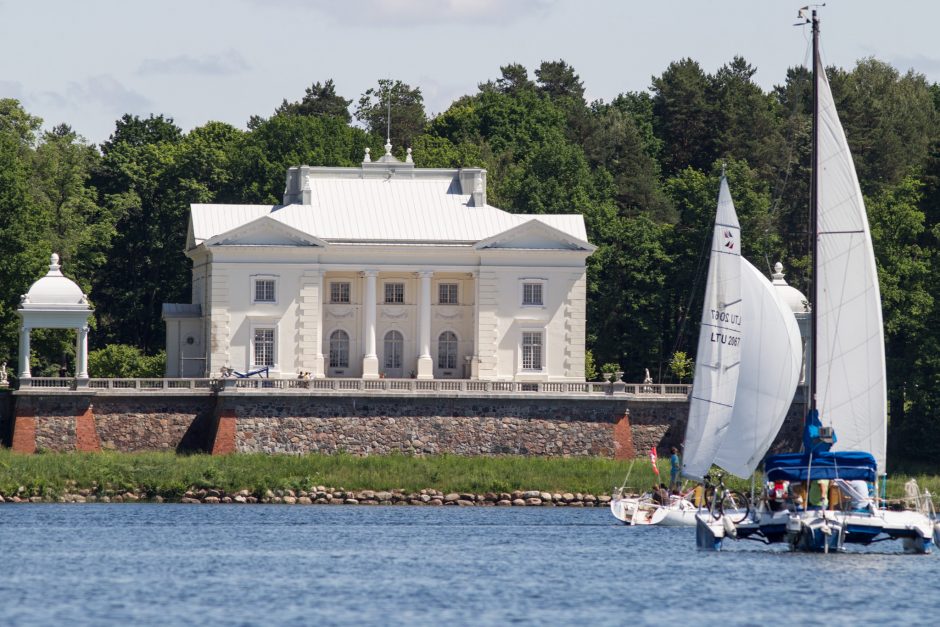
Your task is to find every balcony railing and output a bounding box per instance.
[15,377,690,398]
[19,377,692,399]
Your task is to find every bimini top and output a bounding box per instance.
[765,451,877,483]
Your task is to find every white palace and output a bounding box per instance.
[163,144,595,381]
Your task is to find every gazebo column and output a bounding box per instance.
[76,325,89,380]
[18,326,31,379]
[416,270,433,379]
[361,270,379,378]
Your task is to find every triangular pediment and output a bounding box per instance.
[475,219,595,251]
[205,215,327,247]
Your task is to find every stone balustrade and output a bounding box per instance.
[16,377,690,398]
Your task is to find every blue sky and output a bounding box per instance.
[2,0,939,145]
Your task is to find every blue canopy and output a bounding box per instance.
[765,451,877,482]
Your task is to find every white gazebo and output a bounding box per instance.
[17,253,94,383]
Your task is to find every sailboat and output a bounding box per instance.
[609,176,802,527]
[699,9,940,553]
[610,175,744,528]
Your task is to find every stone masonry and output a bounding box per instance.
[7,390,690,458]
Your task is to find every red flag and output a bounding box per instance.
[649,447,660,476]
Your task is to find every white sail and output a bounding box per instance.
[713,259,802,478]
[815,52,887,473]
[682,177,742,480]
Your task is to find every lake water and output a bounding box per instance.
[1,505,938,626]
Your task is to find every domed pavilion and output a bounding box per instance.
[16,253,93,384]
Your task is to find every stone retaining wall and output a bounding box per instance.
[220,396,686,457]
[11,394,215,453]
[8,391,691,458]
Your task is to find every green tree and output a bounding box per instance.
[651,59,716,175]
[668,351,693,383]
[88,344,165,377]
[225,114,370,203]
[92,118,243,352]
[275,79,353,122]
[0,100,47,368]
[355,79,427,152]
[828,59,937,194]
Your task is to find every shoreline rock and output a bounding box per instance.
[0,486,614,507]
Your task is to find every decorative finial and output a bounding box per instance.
[405,147,413,164]
[721,161,727,177]
[773,261,785,282]
[50,253,60,270]
[384,138,392,157]
[363,147,371,163]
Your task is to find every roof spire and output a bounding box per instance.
[386,79,392,156]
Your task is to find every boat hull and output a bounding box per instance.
[609,496,699,527]
[745,508,935,554]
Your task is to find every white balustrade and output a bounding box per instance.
[14,376,691,398]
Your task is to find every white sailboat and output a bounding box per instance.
[611,177,802,528]
[700,9,940,553]
[610,175,742,528]
[682,175,743,480]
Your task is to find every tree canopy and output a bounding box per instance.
[3,55,940,464]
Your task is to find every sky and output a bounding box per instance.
[2,0,940,146]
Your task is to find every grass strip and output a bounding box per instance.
[0,450,937,501]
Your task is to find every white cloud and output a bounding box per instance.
[0,80,25,100]
[889,53,940,77]
[62,75,152,112]
[251,0,555,26]
[137,51,250,77]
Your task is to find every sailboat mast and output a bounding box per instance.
[809,9,820,416]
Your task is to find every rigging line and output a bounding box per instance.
[763,35,814,278]
[673,212,714,356]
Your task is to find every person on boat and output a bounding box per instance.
[651,484,669,506]
[766,479,790,512]
[669,447,680,492]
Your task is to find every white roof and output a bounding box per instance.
[20,254,90,311]
[771,262,808,313]
[190,172,590,248]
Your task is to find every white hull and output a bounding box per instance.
[609,495,699,527]
[734,507,938,554]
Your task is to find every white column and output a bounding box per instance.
[313,270,325,378]
[76,325,89,381]
[471,270,480,378]
[18,326,31,379]
[361,270,379,378]
[416,270,433,379]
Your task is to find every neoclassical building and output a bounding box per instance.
[163,145,595,380]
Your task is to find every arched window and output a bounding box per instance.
[384,330,403,372]
[438,331,458,369]
[329,330,349,368]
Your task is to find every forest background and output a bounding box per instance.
[1,56,938,463]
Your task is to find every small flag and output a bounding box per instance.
[649,447,660,476]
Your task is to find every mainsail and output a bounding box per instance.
[713,259,802,478]
[814,51,887,473]
[682,176,742,480]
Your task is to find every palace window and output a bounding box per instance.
[438,331,458,369]
[438,283,458,305]
[330,281,350,304]
[384,282,405,304]
[329,330,349,368]
[522,282,544,307]
[253,278,276,304]
[521,331,543,371]
[384,330,403,370]
[253,328,275,367]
